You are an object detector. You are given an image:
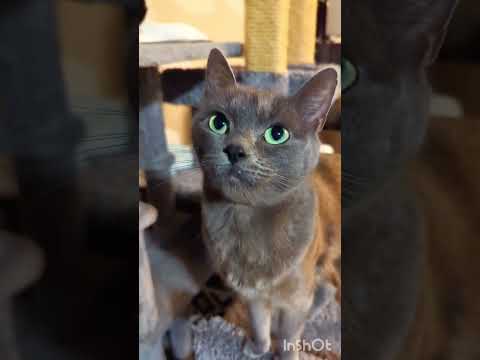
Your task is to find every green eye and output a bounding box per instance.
[264,125,290,145]
[341,57,357,92]
[208,112,229,135]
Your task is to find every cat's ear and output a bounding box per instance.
[292,68,337,132]
[205,48,236,97]
[400,0,458,66]
[417,0,458,66]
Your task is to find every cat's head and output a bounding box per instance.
[192,49,337,206]
[342,0,458,207]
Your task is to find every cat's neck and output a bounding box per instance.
[201,178,317,288]
[203,178,313,213]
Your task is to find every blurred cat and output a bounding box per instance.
[342,1,465,359]
[404,115,480,359]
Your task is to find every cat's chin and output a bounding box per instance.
[205,165,255,188]
[217,181,258,205]
[206,181,292,207]
[225,167,255,186]
[203,167,293,206]
[203,176,258,206]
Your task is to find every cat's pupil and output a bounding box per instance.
[271,126,284,141]
[214,113,226,129]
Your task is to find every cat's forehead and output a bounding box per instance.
[225,86,281,117]
[203,85,296,129]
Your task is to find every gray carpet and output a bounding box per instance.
[191,295,340,359]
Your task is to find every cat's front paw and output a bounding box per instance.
[274,350,299,360]
[242,338,271,358]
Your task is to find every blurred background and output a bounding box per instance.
[432,0,480,118]
[1,1,138,359]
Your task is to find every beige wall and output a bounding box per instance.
[57,0,127,101]
[326,0,341,37]
[144,0,340,41]
[145,0,245,42]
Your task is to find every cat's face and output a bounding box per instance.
[192,50,337,206]
[341,0,458,209]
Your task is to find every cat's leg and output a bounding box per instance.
[243,299,272,358]
[169,318,193,360]
[308,283,336,320]
[276,309,308,360]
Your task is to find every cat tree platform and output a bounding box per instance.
[140,41,243,68]
[160,64,339,104]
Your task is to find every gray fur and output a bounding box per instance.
[238,72,289,94]
[342,1,458,359]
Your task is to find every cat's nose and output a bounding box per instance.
[223,144,247,164]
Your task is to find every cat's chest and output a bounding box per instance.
[202,204,273,261]
[201,198,314,296]
[343,186,422,347]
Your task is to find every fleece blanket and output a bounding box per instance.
[191,291,340,360]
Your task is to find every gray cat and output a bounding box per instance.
[192,49,340,360]
[342,0,458,359]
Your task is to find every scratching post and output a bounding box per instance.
[245,0,289,73]
[288,0,318,66]
[242,0,290,93]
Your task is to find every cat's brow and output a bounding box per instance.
[254,92,279,121]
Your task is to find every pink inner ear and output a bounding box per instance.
[294,69,337,130]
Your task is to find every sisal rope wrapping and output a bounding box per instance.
[288,0,318,65]
[245,0,290,74]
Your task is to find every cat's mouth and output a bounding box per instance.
[225,166,255,186]
[200,159,259,198]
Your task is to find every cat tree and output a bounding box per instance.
[242,0,319,92]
